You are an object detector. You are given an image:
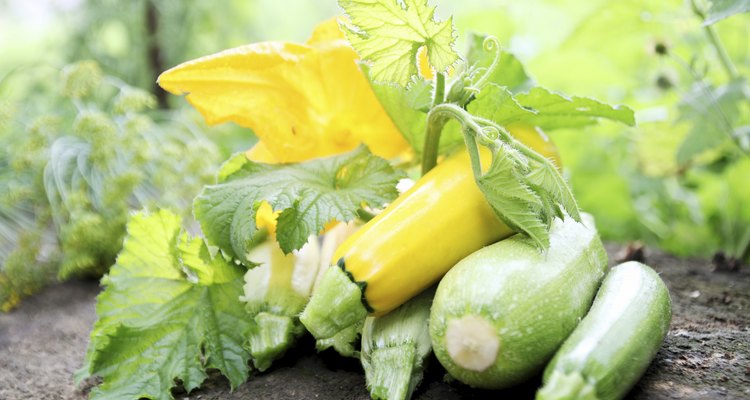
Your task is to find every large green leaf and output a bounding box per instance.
[339,0,458,85]
[194,147,403,261]
[468,84,635,130]
[79,210,251,400]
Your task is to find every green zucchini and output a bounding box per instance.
[429,214,608,389]
[536,261,672,400]
[361,287,434,400]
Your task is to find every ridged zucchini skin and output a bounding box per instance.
[536,261,672,400]
[429,215,608,389]
[361,288,434,400]
[333,148,510,316]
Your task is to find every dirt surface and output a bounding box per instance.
[0,245,748,400]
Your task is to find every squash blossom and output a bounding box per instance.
[158,18,409,163]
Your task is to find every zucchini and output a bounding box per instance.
[361,288,435,400]
[536,261,672,400]
[429,214,607,389]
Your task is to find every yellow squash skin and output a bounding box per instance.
[337,125,560,315]
[337,148,503,315]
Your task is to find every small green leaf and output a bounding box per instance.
[368,74,432,154]
[195,147,403,262]
[339,0,458,85]
[525,159,581,222]
[79,210,251,400]
[367,70,463,157]
[704,0,750,25]
[476,149,550,248]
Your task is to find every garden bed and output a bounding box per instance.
[1,244,748,400]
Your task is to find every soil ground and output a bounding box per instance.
[0,244,748,400]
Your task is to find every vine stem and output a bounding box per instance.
[427,103,551,169]
[432,72,446,107]
[421,73,447,175]
[690,0,739,81]
[703,24,740,81]
[462,129,482,178]
[422,104,494,179]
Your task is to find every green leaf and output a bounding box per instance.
[79,209,251,400]
[339,0,458,85]
[525,158,581,222]
[368,74,432,154]
[467,84,532,125]
[515,87,636,128]
[195,147,403,262]
[476,148,551,248]
[367,70,463,157]
[465,33,532,93]
[676,80,748,165]
[469,85,636,130]
[705,0,750,25]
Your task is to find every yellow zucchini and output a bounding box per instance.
[300,125,560,354]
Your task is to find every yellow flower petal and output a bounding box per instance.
[245,141,339,236]
[243,142,282,234]
[245,141,278,164]
[417,46,435,80]
[307,17,346,44]
[255,201,279,236]
[158,19,409,163]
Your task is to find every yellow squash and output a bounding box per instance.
[300,125,560,353]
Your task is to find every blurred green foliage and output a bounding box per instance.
[443,0,750,262]
[0,60,220,310]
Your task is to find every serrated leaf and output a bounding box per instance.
[469,85,636,130]
[79,210,251,400]
[476,150,550,248]
[339,0,458,85]
[515,87,636,128]
[194,147,403,262]
[705,0,750,25]
[525,159,581,221]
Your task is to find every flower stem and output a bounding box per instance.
[421,73,447,176]
[421,114,446,175]
[432,72,446,107]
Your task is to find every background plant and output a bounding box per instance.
[0,60,220,310]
